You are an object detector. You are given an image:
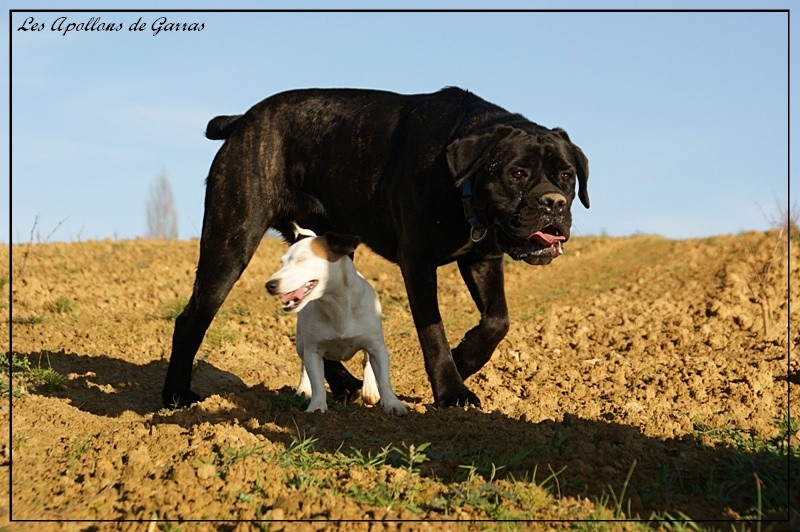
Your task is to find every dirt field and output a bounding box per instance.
[2,229,797,529]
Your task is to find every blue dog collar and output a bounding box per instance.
[460,178,488,243]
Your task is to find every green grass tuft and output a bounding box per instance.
[12,314,44,325]
[203,326,239,350]
[162,297,188,321]
[692,417,798,520]
[48,295,76,314]
[0,353,67,397]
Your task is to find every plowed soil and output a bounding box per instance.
[2,230,797,529]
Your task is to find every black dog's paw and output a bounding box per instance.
[434,385,482,409]
[324,359,363,402]
[330,379,364,403]
[162,389,201,409]
[330,384,363,404]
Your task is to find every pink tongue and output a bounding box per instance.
[279,287,306,304]
[529,231,566,246]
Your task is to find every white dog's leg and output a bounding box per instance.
[360,354,381,406]
[295,361,312,399]
[303,352,328,413]
[366,344,408,415]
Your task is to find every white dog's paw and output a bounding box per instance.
[380,397,408,416]
[306,399,328,413]
[295,387,312,399]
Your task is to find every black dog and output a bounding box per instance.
[162,87,589,409]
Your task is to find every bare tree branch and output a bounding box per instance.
[146,171,178,239]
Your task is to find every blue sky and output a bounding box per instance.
[3,2,795,242]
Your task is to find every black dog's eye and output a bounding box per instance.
[558,171,574,182]
[509,168,528,180]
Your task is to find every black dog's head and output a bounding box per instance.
[447,124,589,265]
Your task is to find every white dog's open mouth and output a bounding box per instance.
[278,280,319,311]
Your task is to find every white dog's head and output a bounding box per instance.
[265,228,360,313]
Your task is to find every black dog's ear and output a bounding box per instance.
[572,144,590,209]
[447,125,523,187]
[553,128,590,209]
[323,232,361,260]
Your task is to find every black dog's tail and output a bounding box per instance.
[206,114,243,140]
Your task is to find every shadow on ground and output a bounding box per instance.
[15,349,795,524]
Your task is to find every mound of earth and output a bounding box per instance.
[2,230,796,527]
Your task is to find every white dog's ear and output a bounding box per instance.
[292,223,317,240]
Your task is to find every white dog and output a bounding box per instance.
[266,226,407,415]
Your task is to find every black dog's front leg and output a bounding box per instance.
[452,256,510,379]
[399,254,481,408]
